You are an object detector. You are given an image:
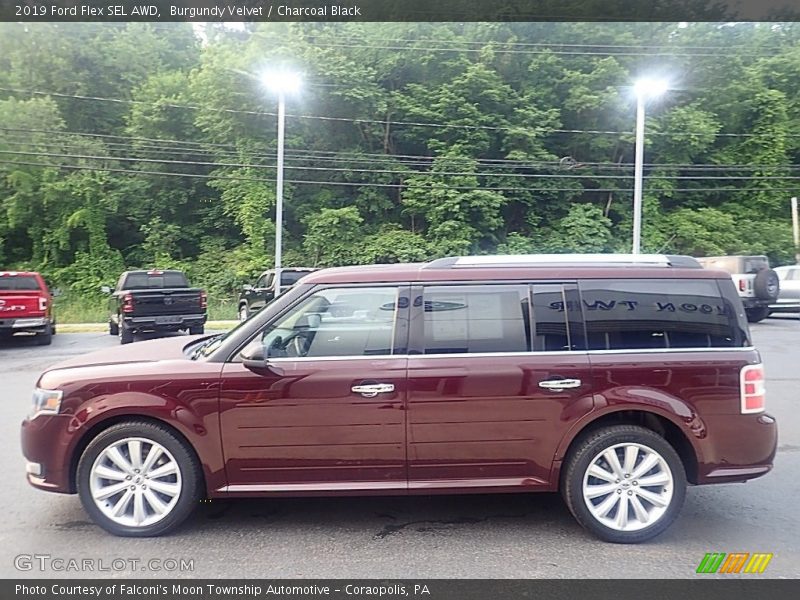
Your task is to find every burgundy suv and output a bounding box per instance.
[20,254,777,543]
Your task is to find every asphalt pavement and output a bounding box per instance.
[0,322,798,579]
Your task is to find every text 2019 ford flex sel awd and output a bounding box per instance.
[21,254,777,543]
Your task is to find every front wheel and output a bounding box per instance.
[76,421,202,537]
[561,425,686,543]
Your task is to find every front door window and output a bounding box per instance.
[241,286,400,360]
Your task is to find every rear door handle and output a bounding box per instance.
[539,378,582,391]
[351,383,395,398]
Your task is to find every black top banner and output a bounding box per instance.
[3,0,800,22]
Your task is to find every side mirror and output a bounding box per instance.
[242,284,253,292]
[241,347,284,376]
[101,286,113,294]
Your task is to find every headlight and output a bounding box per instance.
[30,388,63,419]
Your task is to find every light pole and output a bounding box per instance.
[632,78,668,254]
[261,69,302,294]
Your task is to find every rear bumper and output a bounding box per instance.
[0,317,49,334]
[696,413,777,484]
[741,298,772,309]
[768,300,800,313]
[122,313,206,332]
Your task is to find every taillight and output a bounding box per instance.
[738,279,747,292]
[38,297,47,311]
[122,293,135,313]
[200,292,207,309]
[740,364,765,414]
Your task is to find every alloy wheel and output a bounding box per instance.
[89,437,182,528]
[581,442,674,532]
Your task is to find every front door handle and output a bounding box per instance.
[538,378,582,391]
[351,383,395,398]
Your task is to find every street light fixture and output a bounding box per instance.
[632,77,669,255]
[260,69,302,295]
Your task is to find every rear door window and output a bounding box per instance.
[420,285,530,354]
[580,279,749,350]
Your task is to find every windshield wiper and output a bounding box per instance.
[190,334,223,360]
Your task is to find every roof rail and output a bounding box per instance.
[423,254,702,269]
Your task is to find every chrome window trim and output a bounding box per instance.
[262,346,757,363]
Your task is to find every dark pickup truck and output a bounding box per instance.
[106,270,207,344]
[237,267,316,321]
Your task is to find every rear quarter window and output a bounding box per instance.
[579,278,750,350]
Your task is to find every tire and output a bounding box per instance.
[753,269,780,301]
[561,424,686,544]
[109,318,119,336]
[238,304,250,322]
[746,307,770,323]
[189,325,204,335]
[76,421,202,537]
[35,323,52,346]
[51,320,56,335]
[119,323,134,345]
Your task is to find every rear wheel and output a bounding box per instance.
[561,425,686,543]
[746,306,770,323]
[35,323,52,346]
[76,421,202,537]
[238,304,250,322]
[119,323,134,344]
[189,325,204,335]
[109,318,119,336]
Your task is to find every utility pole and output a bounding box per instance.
[792,197,799,264]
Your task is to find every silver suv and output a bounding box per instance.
[696,255,779,322]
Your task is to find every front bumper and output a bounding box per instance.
[20,414,73,494]
[122,313,206,332]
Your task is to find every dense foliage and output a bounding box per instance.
[1,22,799,306]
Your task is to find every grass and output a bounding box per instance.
[53,295,238,324]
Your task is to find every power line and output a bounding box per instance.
[6,87,800,139]
[4,133,800,176]
[299,41,779,58]
[3,149,800,182]
[1,158,797,194]
[353,37,790,52]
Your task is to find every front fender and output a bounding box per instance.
[62,385,224,494]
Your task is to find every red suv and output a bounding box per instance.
[20,255,777,542]
[0,271,55,345]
